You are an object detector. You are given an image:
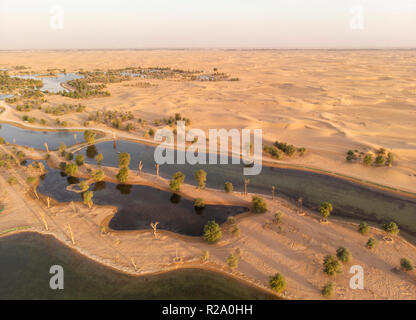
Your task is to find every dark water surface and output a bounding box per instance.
[0,232,275,300]
[35,161,248,236]
[76,141,416,241]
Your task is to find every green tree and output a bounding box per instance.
[118,152,131,168]
[58,142,66,156]
[386,152,394,166]
[382,222,399,237]
[375,155,386,166]
[363,154,373,166]
[224,181,233,193]
[366,237,376,249]
[269,273,286,293]
[65,163,78,176]
[203,220,222,243]
[252,196,267,213]
[83,190,93,209]
[323,255,342,276]
[173,171,185,183]
[400,258,413,272]
[194,169,207,189]
[96,153,103,166]
[194,198,205,208]
[93,170,105,182]
[79,181,89,192]
[336,247,352,264]
[358,222,369,235]
[75,154,84,166]
[170,171,185,191]
[321,282,334,298]
[116,167,129,183]
[319,202,333,220]
[84,130,96,144]
[226,253,240,269]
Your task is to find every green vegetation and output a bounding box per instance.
[0,70,42,92]
[194,169,207,189]
[96,153,103,166]
[7,176,18,185]
[75,154,84,166]
[273,212,283,224]
[43,103,86,115]
[203,220,222,243]
[382,222,399,237]
[201,250,209,262]
[323,255,342,276]
[65,163,78,176]
[363,154,373,166]
[92,170,105,182]
[319,201,333,220]
[116,167,129,183]
[0,136,5,144]
[358,222,369,235]
[194,198,205,208]
[336,247,352,264]
[366,237,376,249]
[61,79,110,98]
[83,130,96,144]
[83,190,94,209]
[321,282,334,298]
[400,258,413,272]
[252,196,267,213]
[269,273,286,293]
[224,181,233,193]
[118,152,131,168]
[226,251,240,270]
[348,148,394,167]
[79,181,89,192]
[170,171,185,192]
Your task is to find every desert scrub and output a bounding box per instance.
[252,196,267,213]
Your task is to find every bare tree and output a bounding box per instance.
[150,221,159,238]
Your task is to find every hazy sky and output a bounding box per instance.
[0,0,415,49]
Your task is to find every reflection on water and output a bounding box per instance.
[0,232,275,300]
[12,73,83,93]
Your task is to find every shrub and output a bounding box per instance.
[116,167,129,183]
[65,152,74,161]
[358,222,369,235]
[386,152,394,166]
[170,171,185,191]
[224,181,233,193]
[96,153,103,165]
[363,154,373,166]
[79,181,89,192]
[173,171,185,184]
[366,237,376,249]
[8,176,17,185]
[382,222,399,236]
[83,130,96,144]
[226,253,240,269]
[273,212,283,224]
[323,255,342,276]
[203,220,222,243]
[93,170,105,182]
[321,282,334,298]
[65,163,78,176]
[400,258,413,272]
[58,142,66,155]
[201,250,209,262]
[252,196,267,213]
[227,216,237,225]
[26,176,38,185]
[231,225,240,237]
[319,202,333,220]
[118,152,131,168]
[194,198,205,208]
[375,155,386,166]
[194,169,207,189]
[59,162,67,170]
[75,154,84,166]
[336,247,352,264]
[269,273,286,293]
[83,190,93,208]
[0,136,5,144]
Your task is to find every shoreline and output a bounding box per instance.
[1,118,416,200]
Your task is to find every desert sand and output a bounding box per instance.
[0,50,415,193]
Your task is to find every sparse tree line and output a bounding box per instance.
[346,147,394,167]
[264,140,306,159]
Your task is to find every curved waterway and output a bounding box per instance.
[0,232,275,300]
[34,161,248,236]
[76,141,416,242]
[0,123,83,150]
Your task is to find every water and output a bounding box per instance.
[0,123,83,150]
[0,94,14,100]
[13,73,83,93]
[35,161,248,236]
[76,141,416,241]
[0,232,275,300]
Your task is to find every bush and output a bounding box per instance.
[65,152,74,161]
[336,247,352,264]
[59,162,67,170]
[79,181,89,192]
[224,181,233,193]
[75,154,84,166]
[203,220,222,243]
[83,190,93,208]
[194,198,205,208]
[93,170,105,182]
[96,153,103,165]
[400,258,413,272]
[269,273,286,293]
[252,196,267,213]
[366,237,376,249]
[201,250,209,262]
[170,171,185,192]
[116,167,129,183]
[231,225,240,237]
[84,130,96,144]
[323,255,342,276]
[273,212,283,224]
[226,253,239,269]
[118,152,131,168]
[363,154,373,166]
[173,171,185,184]
[321,282,334,298]
[0,136,5,144]
[65,163,78,176]
[375,155,386,166]
[382,222,399,236]
[319,202,333,220]
[358,222,369,235]
[227,216,237,225]
[8,176,17,185]
[194,169,207,189]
